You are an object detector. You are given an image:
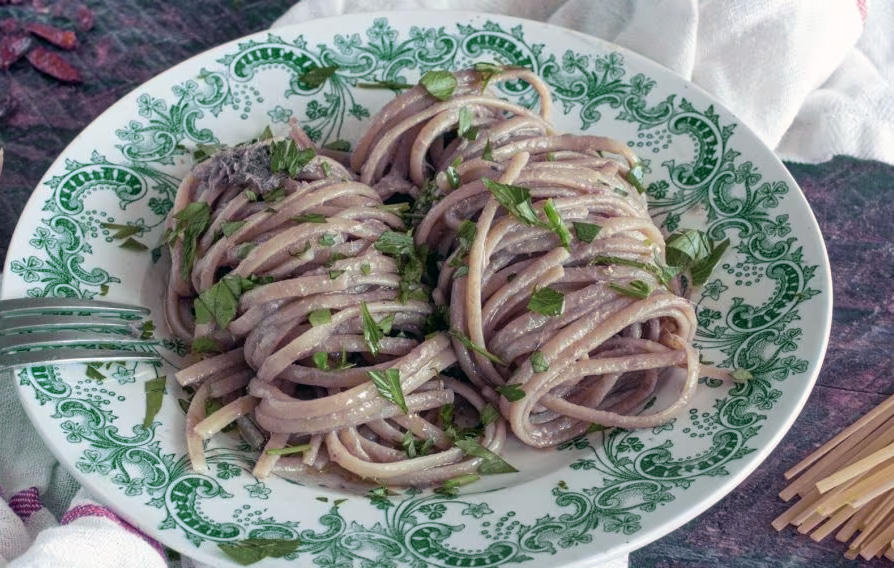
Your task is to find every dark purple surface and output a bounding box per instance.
[1,3,894,567]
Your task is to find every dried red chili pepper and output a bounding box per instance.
[74,3,94,32]
[0,34,32,70]
[26,22,78,50]
[0,18,21,34]
[26,47,81,83]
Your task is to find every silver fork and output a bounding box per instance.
[0,297,161,371]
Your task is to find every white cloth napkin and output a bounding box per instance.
[274,0,894,167]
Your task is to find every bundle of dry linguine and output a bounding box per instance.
[775,393,894,561]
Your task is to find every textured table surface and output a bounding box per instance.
[1,2,893,567]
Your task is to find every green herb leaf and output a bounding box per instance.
[455,439,518,474]
[263,187,286,202]
[496,384,526,402]
[356,80,413,90]
[322,139,351,152]
[191,336,222,354]
[482,139,494,161]
[221,220,246,237]
[119,237,148,251]
[448,330,507,366]
[218,538,301,566]
[266,444,311,456]
[572,221,601,243]
[243,189,259,202]
[99,284,109,297]
[235,242,258,259]
[312,352,329,370]
[440,403,455,427]
[101,222,141,239]
[270,140,315,177]
[613,187,629,197]
[257,125,274,141]
[585,423,608,434]
[334,498,348,506]
[543,199,572,250]
[558,480,568,490]
[530,351,549,373]
[328,269,345,280]
[170,202,212,281]
[374,231,415,256]
[194,274,258,330]
[473,62,502,90]
[299,65,339,88]
[143,376,166,429]
[626,163,646,193]
[480,404,499,426]
[85,364,106,381]
[457,107,478,141]
[193,143,223,163]
[730,368,754,383]
[453,265,469,278]
[400,431,434,459]
[360,263,372,276]
[665,229,712,268]
[434,473,481,496]
[308,309,331,326]
[318,233,336,246]
[690,238,731,287]
[360,302,385,356]
[609,280,653,299]
[448,220,477,268]
[321,161,331,176]
[445,165,461,189]
[420,70,457,101]
[140,320,155,340]
[528,286,565,317]
[482,178,540,226]
[291,213,327,224]
[367,368,408,414]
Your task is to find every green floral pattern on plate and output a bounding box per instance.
[5,14,829,567]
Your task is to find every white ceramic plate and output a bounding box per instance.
[2,11,832,567]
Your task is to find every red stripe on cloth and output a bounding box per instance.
[9,486,42,520]
[856,0,868,21]
[61,504,165,559]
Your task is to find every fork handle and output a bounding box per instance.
[0,298,150,318]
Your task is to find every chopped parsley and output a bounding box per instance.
[367,368,408,414]
[496,384,526,402]
[527,286,565,317]
[420,70,457,100]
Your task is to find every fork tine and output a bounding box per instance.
[0,298,149,318]
[0,315,138,334]
[0,331,159,353]
[0,348,159,371]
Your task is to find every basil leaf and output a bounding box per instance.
[312,352,329,370]
[143,376,166,429]
[572,221,601,243]
[457,107,477,141]
[194,274,257,330]
[299,65,339,88]
[482,139,494,161]
[448,330,507,366]
[170,202,211,281]
[119,237,148,251]
[218,538,301,566]
[191,336,221,354]
[322,139,351,152]
[420,70,456,101]
[356,80,413,90]
[308,309,331,326]
[291,213,327,224]
[482,178,540,226]
[434,473,481,496]
[367,368,408,414]
[496,384,526,402]
[665,229,712,268]
[360,302,384,357]
[690,238,730,286]
[270,139,315,177]
[626,163,646,193]
[455,439,518,474]
[221,220,246,237]
[528,286,565,316]
[101,222,141,239]
[480,404,499,426]
[530,351,549,373]
[266,444,311,456]
[542,199,572,250]
[609,280,653,299]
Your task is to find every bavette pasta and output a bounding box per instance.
[165,66,712,490]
